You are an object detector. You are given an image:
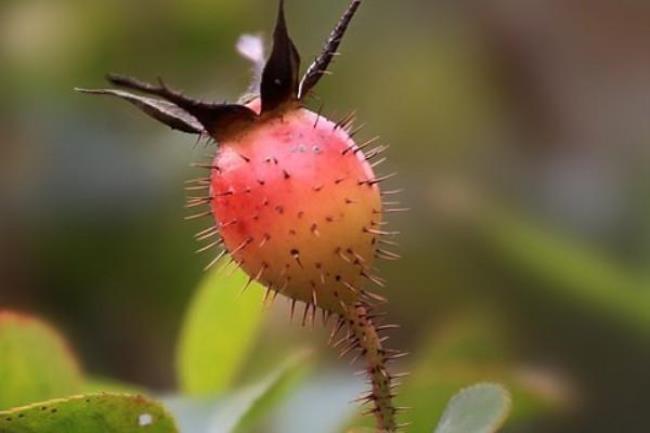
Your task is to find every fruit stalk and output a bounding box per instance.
[340,303,400,432]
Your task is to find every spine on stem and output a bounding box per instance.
[333,303,408,432]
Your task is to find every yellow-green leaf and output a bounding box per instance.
[166,350,311,433]
[0,393,178,433]
[176,260,266,395]
[0,311,83,410]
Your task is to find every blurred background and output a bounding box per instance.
[1,0,649,432]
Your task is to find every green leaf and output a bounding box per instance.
[0,393,178,433]
[231,350,311,433]
[166,350,311,433]
[481,206,650,334]
[434,383,511,433]
[0,311,83,410]
[392,315,567,433]
[177,260,266,396]
[82,376,144,394]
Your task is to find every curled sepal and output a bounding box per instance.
[106,75,258,139]
[260,0,301,113]
[299,0,362,98]
[75,88,204,134]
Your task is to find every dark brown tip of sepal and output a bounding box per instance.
[260,0,301,113]
[103,74,257,139]
[299,0,362,99]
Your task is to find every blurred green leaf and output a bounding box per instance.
[82,377,144,395]
[434,383,511,433]
[393,315,565,433]
[177,260,266,396]
[166,350,311,433]
[0,393,178,433]
[482,207,650,333]
[0,311,83,410]
[228,350,312,433]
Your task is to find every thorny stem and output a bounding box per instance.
[342,302,399,432]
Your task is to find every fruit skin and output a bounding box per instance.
[210,101,382,313]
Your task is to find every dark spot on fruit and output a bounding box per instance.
[291,249,299,256]
[313,185,324,192]
[297,211,304,218]
[283,170,291,179]
[275,205,285,214]
[257,179,266,185]
[335,275,341,281]
[289,229,297,235]
[335,177,346,184]
[263,198,270,206]
[326,216,334,222]
[315,262,322,269]
[238,153,251,163]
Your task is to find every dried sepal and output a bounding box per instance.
[260,0,301,113]
[299,0,363,98]
[74,88,204,134]
[106,74,258,139]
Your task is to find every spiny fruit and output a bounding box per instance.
[78,1,406,431]
[208,102,392,314]
[78,0,400,316]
